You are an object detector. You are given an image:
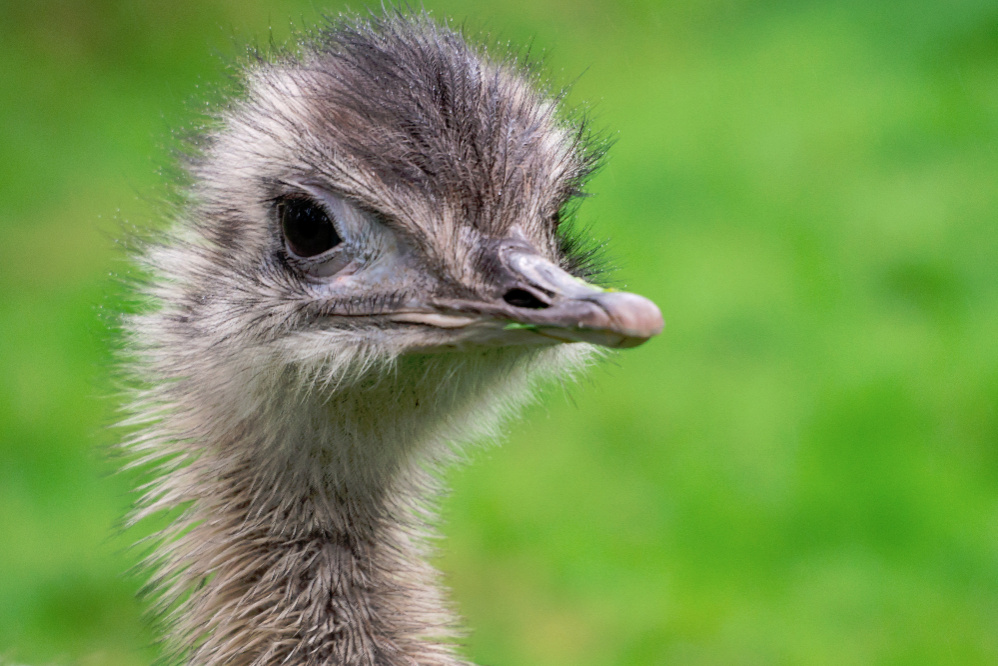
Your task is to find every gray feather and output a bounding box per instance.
[122,10,610,666]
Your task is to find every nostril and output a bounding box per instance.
[503,288,550,309]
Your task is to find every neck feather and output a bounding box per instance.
[132,346,591,666]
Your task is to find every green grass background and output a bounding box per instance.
[2,0,997,664]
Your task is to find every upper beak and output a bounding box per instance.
[493,245,664,348]
[405,240,664,350]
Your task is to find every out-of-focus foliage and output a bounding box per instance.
[1,1,996,664]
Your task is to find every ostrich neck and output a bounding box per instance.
[159,351,548,666]
[148,346,587,665]
[173,399,467,666]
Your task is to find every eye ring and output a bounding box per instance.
[277,196,343,259]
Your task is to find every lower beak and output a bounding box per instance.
[501,290,663,348]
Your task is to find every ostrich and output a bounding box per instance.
[122,10,662,666]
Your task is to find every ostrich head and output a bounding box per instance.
[128,11,662,666]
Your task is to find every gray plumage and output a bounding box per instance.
[122,10,661,666]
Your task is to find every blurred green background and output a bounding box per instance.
[2,0,997,664]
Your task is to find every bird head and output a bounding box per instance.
[150,14,661,401]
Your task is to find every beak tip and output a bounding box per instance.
[597,291,664,347]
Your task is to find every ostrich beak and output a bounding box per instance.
[404,241,663,349]
[494,246,664,349]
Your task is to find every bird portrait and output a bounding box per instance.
[4,1,996,665]
[117,9,660,666]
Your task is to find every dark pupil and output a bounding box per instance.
[280,197,341,258]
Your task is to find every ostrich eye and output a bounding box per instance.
[278,197,342,258]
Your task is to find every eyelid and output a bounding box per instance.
[281,179,406,232]
[351,201,405,234]
[281,182,416,254]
